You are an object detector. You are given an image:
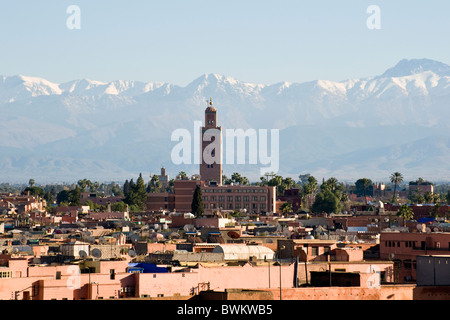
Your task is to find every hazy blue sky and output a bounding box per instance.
[0,0,449,86]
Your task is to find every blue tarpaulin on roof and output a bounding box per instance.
[418,217,435,223]
[127,263,169,273]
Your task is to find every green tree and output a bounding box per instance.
[68,186,81,206]
[28,179,35,187]
[222,175,233,185]
[390,172,403,203]
[231,172,249,185]
[298,174,311,186]
[280,202,293,215]
[123,180,131,198]
[178,171,188,180]
[303,175,318,209]
[44,190,54,206]
[397,204,414,226]
[424,191,434,204]
[111,201,128,212]
[311,189,342,214]
[56,190,70,204]
[430,203,442,218]
[111,183,123,197]
[191,185,204,217]
[125,174,147,211]
[85,200,98,211]
[355,178,373,203]
[77,179,91,192]
[147,174,162,193]
[23,186,45,197]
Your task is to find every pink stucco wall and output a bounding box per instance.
[135,263,295,298]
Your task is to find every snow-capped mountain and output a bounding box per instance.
[0,58,449,183]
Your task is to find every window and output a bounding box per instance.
[311,247,318,256]
[110,269,115,280]
[56,271,61,280]
[404,260,412,269]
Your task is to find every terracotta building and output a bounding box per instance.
[380,231,450,283]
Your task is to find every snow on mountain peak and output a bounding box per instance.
[379,58,450,78]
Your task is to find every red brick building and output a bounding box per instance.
[380,231,450,283]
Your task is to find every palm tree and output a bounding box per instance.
[303,176,318,209]
[390,172,403,204]
[280,202,293,215]
[397,204,414,227]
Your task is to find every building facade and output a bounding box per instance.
[380,231,450,283]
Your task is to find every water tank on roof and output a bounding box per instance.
[212,245,274,261]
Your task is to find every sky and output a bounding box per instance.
[0,0,449,86]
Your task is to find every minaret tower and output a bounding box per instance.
[200,98,222,186]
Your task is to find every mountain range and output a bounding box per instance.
[0,58,449,184]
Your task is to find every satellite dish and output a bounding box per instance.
[130,234,139,243]
[92,248,102,258]
[128,249,136,258]
[227,231,240,239]
[184,224,194,232]
[12,247,19,254]
[426,227,432,234]
[79,250,88,258]
[153,233,165,241]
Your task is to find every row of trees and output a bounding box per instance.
[18,170,450,216]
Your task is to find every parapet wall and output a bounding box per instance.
[267,285,415,300]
